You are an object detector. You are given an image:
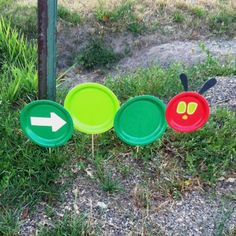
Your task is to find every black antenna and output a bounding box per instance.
[180,73,188,91]
[199,78,217,94]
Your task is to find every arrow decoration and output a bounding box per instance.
[30,112,66,132]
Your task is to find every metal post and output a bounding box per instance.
[38,0,57,101]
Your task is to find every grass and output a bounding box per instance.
[209,10,236,36]
[93,0,236,36]
[0,13,236,233]
[58,5,81,25]
[95,0,146,34]
[164,109,236,183]
[172,11,185,23]
[191,6,206,18]
[0,17,37,102]
[96,165,123,193]
[0,0,81,40]
[7,0,235,37]
[38,212,93,236]
[0,209,20,235]
[76,38,121,70]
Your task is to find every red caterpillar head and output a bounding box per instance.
[166,74,217,132]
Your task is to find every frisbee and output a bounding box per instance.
[114,95,167,146]
[166,91,210,133]
[64,83,120,134]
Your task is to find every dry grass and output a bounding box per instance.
[16,0,236,16]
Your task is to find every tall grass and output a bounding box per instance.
[0,17,37,102]
[0,17,36,70]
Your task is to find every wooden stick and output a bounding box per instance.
[136,146,140,153]
[92,134,95,158]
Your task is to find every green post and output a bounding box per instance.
[47,0,57,100]
[38,0,57,101]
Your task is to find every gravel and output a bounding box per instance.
[153,181,236,236]
[115,39,236,71]
[206,76,236,110]
[20,173,236,236]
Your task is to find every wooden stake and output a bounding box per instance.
[92,134,95,158]
[136,146,140,153]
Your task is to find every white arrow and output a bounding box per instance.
[30,112,66,132]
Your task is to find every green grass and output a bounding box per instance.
[191,6,206,18]
[96,1,133,23]
[172,11,185,23]
[0,1,81,40]
[0,18,36,70]
[58,5,81,25]
[0,17,37,103]
[76,38,121,70]
[209,10,236,36]
[0,0,37,39]
[0,209,20,235]
[95,1,146,34]
[1,0,236,40]
[96,167,122,193]
[38,213,93,236]
[0,15,236,233]
[164,109,236,183]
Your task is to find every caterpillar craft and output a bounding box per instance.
[64,74,217,146]
[20,74,217,147]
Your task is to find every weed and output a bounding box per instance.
[127,20,146,34]
[95,1,145,34]
[0,2,37,39]
[96,163,122,193]
[58,5,81,25]
[45,206,56,219]
[191,6,205,18]
[38,212,93,236]
[0,209,20,235]
[77,38,121,69]
[118,164,132,177]
[96,1,133,23]
[3,66,37,103]
[0,17,37,73]
[0,18,37,103]
[209,10,236,36]
[133,185,151,209]
[172,11,185,23]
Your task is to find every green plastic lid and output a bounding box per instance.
[64,83,120,134]
[20,100,74,147]
[114,95,167,146]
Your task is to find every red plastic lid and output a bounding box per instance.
[166,92,210,132]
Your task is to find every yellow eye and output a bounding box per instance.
[177,101,186,114]
[187,102,198,115]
